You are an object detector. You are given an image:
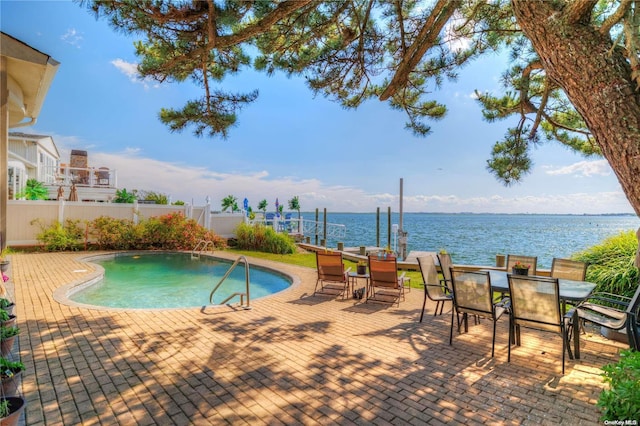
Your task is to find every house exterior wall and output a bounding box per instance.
[8,133,60,190]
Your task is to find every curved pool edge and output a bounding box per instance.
[52,250,302,312]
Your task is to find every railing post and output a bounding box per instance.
[58,199,65,223]
[133,200,139,224]
[204,203,211,229]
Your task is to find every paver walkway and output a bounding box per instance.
[3,251,626,425]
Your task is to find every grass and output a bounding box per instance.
[225,247,425,287]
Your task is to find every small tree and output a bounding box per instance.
[221,195,238,212]
[288,196,301,220]
[257,199,268,214]
[19,179,49,200]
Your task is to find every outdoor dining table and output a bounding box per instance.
[482,269,597,359]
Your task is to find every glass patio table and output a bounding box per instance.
[482,269,597,359]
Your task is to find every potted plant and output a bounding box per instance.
[0,396,25,426]
[0,357,24,396]
[357,260,367,275]
[0,300,14,316]
[0,310,15,329]
[0,327,19,357]
[512,261,531,276]
[0,249,9,273]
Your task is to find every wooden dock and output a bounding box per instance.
[298,243,438,271]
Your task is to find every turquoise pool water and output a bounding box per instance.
[69,252,291,309]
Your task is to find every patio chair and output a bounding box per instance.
[506,254,538,275]
[366,255,407,306]
[280,213,293,233]
[507,274,573,374]
[576,282,640,350]
[314,251,351,298]
[417,256,452,321]
[265,212,275,227]
[551,258,588,281]
[437,252,453,288]
[449,269,509,357]
[502,254,538,301]
[627,300,640,351]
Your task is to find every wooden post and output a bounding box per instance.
[314,208,319,245]
[376,207,380,248]
[387,206,391,249]
[323,208,327,246]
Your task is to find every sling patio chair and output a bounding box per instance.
[551,258,588,281]
[366,255,407,306]
[437,252,453,288]
[501,254,539,301]
[314,251,351,298]
[449,269,509,357]
[576,281,640,350]
[507,274,574,374]
[627,297,640,351]
[417,256,453,321]
[506,254,538,276]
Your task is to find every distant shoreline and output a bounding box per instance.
[298,211,638,217]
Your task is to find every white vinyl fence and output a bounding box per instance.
[6,200,245,246]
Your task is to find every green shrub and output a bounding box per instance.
[597,349,640,421]
[574,230,639,297]
[91,216,143,249]
[113,188,137,203]
[235,223,296,254]
[33,219,84,251]
[90,213,225,251]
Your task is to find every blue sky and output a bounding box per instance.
[2,0,634,214]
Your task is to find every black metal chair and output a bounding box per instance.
[551,258,588,281]
[507,274,574,374]
[577,282,640,350]
[417,256,452,321]
[506,254,538,275]
[449,269,508,357]
[437,252,453,288]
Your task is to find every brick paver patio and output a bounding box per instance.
[3,251,626,425]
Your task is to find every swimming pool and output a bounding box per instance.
[67,252,292,309]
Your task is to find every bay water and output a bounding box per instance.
[301,212,639,269]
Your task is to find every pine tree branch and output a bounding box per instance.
[601,0,632,34]
[379,0,461,101]
[565,0,598,25]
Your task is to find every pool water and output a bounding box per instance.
[69,253,291,309]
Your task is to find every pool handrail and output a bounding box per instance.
[192,240,216,259]
[209,255,251,309]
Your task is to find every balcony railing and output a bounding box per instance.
[44,165,118,188]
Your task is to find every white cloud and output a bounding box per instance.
[61,28,82,48]
[444,13,471,53]
[545,159,611,177]
[93,151,634,214]
[49,135,633,214]
[111,59,158,89]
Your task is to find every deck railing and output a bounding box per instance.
[43,165,118,188]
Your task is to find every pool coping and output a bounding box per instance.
[52,250,302,312]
